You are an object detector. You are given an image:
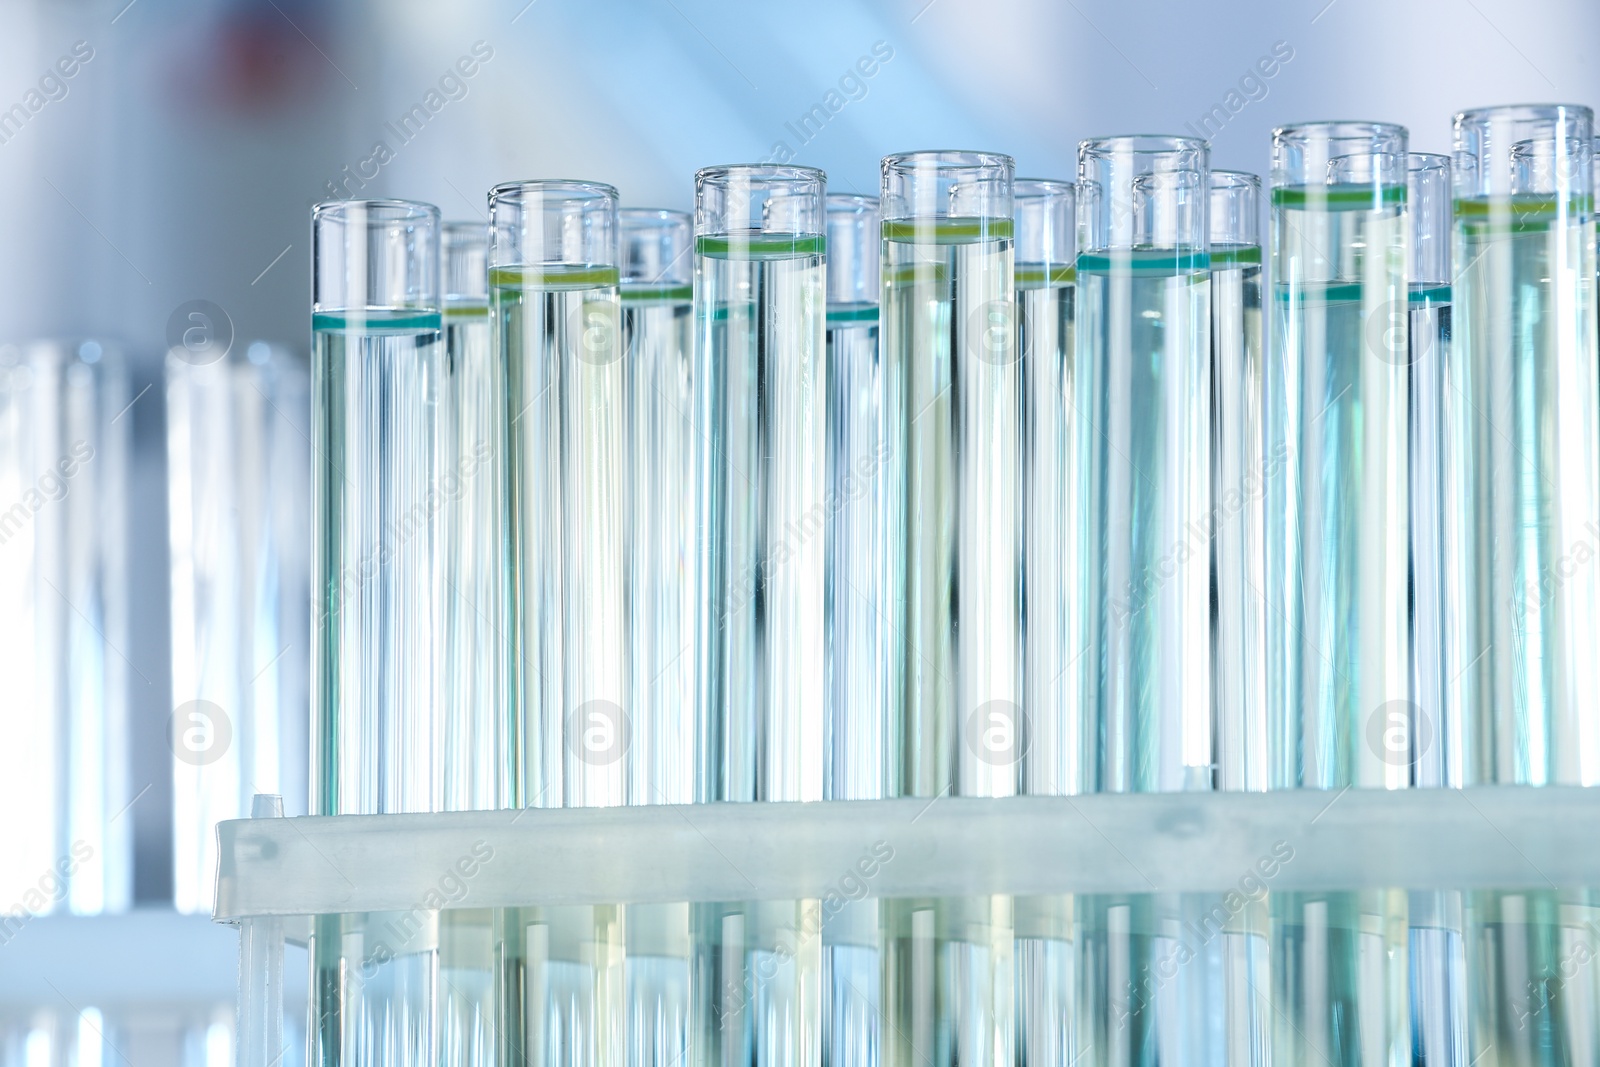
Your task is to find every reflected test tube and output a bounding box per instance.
[1270,121,1411,791]
[1078,135,1212,794]
[620,207,697,809]
[1451,105,1600,785]
[881,150,1020,800]
[311,198,444,817]
[1014,177,1082,800]
[694,165,828,804]
[1209,170,1267,793]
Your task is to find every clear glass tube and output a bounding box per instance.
[494,179,626,811]
[618,207,696,1067]
[1406,151,1470,1067]
[168,339,310,915]
[1014,177,1081,798]
[440,221,505,815]
[1078,135,1212,794]
[1270,121,1412,790]
[824,192,890,804]
[311,199,445,1067]
[881,149,1020,800]
[821,192,887,1066]
[694,165,828,805]
[1451,104,1600,786]
[0,339,130,916]
[311,198,445,817]
[1011,176,1079,1067]
[880,149,1016,1067]
[620,207,696,810]
[1268,120,1412,1064]
[1210,170,1269,795]
[1465,889,1600,1063]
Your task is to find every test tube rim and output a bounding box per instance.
[1210,169,1262,191]
[618,206,694,285]
[1014,176,1075,202]
[1078,133,1207,160]
[694,163,826,187]
[311,197,440,224]
[825,192,880,212]
[1271,119,1407,146]
[881,148,1015,173]
[1453,102,1594,131]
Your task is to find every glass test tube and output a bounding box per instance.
[440,221,505,814]
[694,164,828,804]
[311,199,445,1067]
[1405,152,1470,1067]
[1079,135,1212,794]
[1210,170,1268,794]
[1451,105,1600,786]
[882,149,1021,799]
[1466,889,1600,1065]
[1270,121,1412,790]
[311,198,445,817]
[1075,137,1220,1067]
[0,339,130,916]
[168,338,309,915]
[880,150,1016,1067]
[618,207,696,1067]
[620,207,697,810]
[495,179,627,810]
[820,192,887,1067]
[1268,122,1412,1064]
[693,165,828,1066]
[438,223,499,1067]
[494,181,627,1067]
[1009,176,1078,1067]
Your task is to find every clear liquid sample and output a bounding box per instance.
[1078,249,1213,793]
[495,905,626,1067]
[882,217,1020,798]
[1269,890,1409,1066]
[168,345,310,913]
[826,302,892,802]
[498,265,628,809]
[694,234,828,803]
[625,902,692,1067]
[1408,890,1467,1067]
[1014,895,1074,1067]
[312,311,445,816]
[822,900,881,1066]
[442,301,506,811]
[0,342,131,915]
[1271,184,1412,790]
[1410,287,1456,788]
[1466,889,1600,1066]
[1018,264,1084,796]
[623,284,698,808]
[1452,195,1600,784]
[439,909,495,1067]
[309,910,441,1067]
[1211,246,1269,791]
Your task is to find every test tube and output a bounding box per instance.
[693,164,828,804]
[167,338,310,915]
[1270,121,1411,790]
[1451,105,1600,786]
[494,180,626,810]
[881,150,1020,799]
[618,207,696,1067]
[1210,170,1268,793]
[693,164,828,1065]
[880,150,1016,1067]
[494,181,627,1066]
[1009,176,1078,1067]
[311,198,445,817]
[1074,136,1218,1065]
[1407,152,1469,1067]
[819,192,886,1067]
[620,207,697,809]
[0,339,130,916]
[1268,122,1412,1063]
[310,199,445,1066]
[440,221,505,813]
[824,192,890,803]
[1078,135,1212,794]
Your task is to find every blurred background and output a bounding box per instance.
[0,0,1595,1060]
